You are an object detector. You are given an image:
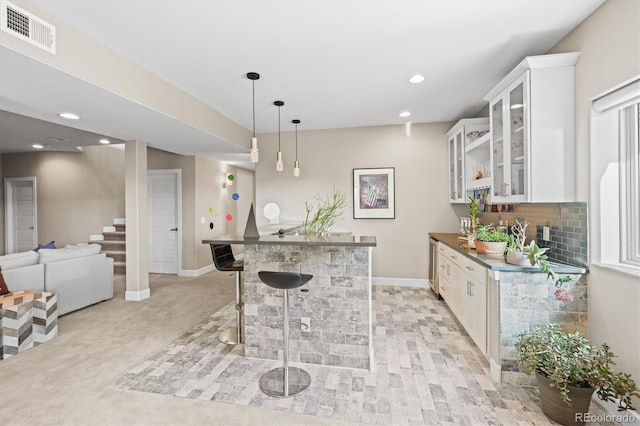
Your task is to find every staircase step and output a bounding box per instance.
[114,224,126,232]
[114,261,126,275]
[103,250,125,262]
[103,231,125,241]
[99,240,125,250]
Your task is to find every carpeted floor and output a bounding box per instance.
[116,286,614,425]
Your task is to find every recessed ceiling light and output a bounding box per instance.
[510,103,524,109]
[32,144,44,149]
[399,111,411,118]
[46,137,68,142]
[99,139,110,144]
[408,74,425,84]
[58,112,80,120]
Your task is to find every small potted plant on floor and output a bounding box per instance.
[515,323,640,426]
[474,224,509,256]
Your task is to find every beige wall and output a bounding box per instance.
[2,145,126,248]
[147,148,254,271]
[254,122,460,279]
[549,0,640,393]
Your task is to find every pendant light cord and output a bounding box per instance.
[278,105,281,151]
[295,122,298,160]
[252,80,256,138]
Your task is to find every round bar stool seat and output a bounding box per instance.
[258,271,313,398]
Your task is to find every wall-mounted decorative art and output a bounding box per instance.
[353,167,395,219]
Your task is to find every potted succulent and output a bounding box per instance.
[515,323,639,425]
[474,223,509,256]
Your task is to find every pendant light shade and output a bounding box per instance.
[274,100,284,172]
[292,119,301,177]
[247,72,260,163]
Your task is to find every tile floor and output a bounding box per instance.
[116,286,613,425]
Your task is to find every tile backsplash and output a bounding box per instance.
[476,202,588,267]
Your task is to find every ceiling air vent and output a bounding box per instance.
[1,0,56,54]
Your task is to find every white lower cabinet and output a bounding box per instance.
[438,244,488,355]
[463,274,487,353]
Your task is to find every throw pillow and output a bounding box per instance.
[34,241,56,252]
[0,267,9,295]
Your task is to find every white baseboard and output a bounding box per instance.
[125,288,150,301]
[179,263,216,277]
[103,226,116,233]
[113,218,126,225]
[489,358,502,383]
[372,277,428,287]
[89,234,104,241]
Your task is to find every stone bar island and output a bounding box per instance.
[203,233,377,370]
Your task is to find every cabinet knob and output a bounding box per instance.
[466,266,474,271]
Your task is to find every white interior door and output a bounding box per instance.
[148,171,180,274]
[4,178,37,254]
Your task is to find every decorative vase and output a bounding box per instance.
[536,372,595,426]
[506,251,532,266]
[474,241,507,257]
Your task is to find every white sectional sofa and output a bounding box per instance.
[0,244,114,315]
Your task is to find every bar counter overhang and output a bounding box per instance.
[203,234,377,370]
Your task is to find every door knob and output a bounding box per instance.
[170,228,178,231]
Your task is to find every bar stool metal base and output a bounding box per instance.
[259,367,311,398]
[218,327,240,345]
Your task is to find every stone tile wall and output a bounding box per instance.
[243,244,372,369]
[497,271,587,385]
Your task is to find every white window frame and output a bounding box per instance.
[591,78,640,273]
[620,103,640,266]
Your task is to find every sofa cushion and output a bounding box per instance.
[0,267,9,295]
[0,251,40,270]
[38,244,102,264]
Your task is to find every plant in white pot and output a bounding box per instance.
[516,323,640,426]
[506,219,573,302]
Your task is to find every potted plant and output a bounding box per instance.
[506,219,573,302]
[516,323,639,425]
[466,196,481,248]
[303,187,348,237]
[474,223,509,256]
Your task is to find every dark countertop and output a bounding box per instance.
[429,232,587,274]
[203,234,377,247]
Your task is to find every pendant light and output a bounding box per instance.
[292,119,301,177]
[274,100,284,172]
[247,72,260,163]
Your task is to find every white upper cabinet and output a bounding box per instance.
[485,52,579,203]
[446,118,489,204]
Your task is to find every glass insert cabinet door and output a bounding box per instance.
[491,98,505,200]
[448,131,464,202]
[509,81,526,198]
[490,72,529,202]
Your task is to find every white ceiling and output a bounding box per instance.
[0,0,605,167]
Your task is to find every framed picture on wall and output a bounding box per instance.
[353,167,395,219]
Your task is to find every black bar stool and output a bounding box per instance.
[210,244,244,345]
[258,271,313,398]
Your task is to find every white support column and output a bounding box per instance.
[125,140,150,301]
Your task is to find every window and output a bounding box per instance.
[591,79,640,270]
[620,103,640,266]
